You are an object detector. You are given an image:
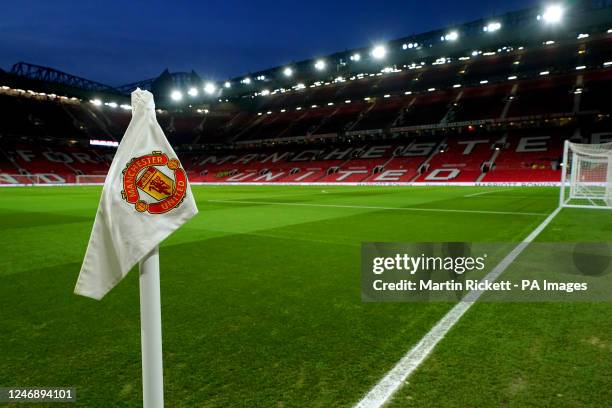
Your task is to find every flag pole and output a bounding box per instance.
[139,246,164,408]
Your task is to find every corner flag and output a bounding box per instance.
[75,89,197,408]
[75,89,198,300]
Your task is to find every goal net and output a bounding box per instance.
[560,140,612,209]
[75,174,107,185]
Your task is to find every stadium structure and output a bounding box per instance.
[0,1,611,186]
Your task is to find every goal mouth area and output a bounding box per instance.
[560,140,612,210]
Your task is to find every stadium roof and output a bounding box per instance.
[3,0,612,107]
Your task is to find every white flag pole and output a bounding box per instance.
[139,246,164,408]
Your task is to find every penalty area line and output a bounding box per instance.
[207,199,547,217]
[353,206,562,408]
[464,189,512,198]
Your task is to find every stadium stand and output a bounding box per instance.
[1,2,611,185]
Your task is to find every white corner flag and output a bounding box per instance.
[75,89,198,300]
[75,89,197,408]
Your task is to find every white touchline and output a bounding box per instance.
[207,200,548,216]
[353,206,562,408]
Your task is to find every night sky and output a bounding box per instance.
[2,0,534,86]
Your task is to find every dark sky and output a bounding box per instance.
[2,0,534,86]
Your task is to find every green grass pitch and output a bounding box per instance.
[1,185,611,407]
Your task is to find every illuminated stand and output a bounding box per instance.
[559,141,612,209]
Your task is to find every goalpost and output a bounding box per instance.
[559,140,612,209]
[75,174,107,185]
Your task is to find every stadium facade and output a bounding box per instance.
[0,0,611,185]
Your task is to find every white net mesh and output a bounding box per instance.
[563,142,612,208]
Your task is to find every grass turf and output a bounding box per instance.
[0,185,609,407]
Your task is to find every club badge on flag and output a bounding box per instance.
[75,89,198,300]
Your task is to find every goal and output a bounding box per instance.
[75,174,107,185]
[559,140,612,209]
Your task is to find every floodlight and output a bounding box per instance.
[242,77,252,84]
[90,99,102,106]
[283,67,293,77]
[371,45,387,59]
[444,31,459,41]
[224,81,231,88]
[188,87,198,97]
[203,82,216,95]
[314,60,326,70]
[261,89,270,96]
[107,102,118,108]
[483,21,502,32]
[540,5,563,23]
[402,43,408,50]
[350,53,361,61]
[170,90,182,101]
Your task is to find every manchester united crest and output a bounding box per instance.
[121,151,187,214]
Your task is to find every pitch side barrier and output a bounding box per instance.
[0,181,562,188]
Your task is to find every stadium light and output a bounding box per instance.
[370,45,387,59]
[483,21,502,32]
[242,77,252,84]
[90,99,102,106]
[204,82,216,95]
[106,102,118,108]
[224,81,231,88]
[170,90,182,101]
[442,31,459,41]
[539,4,564,24]
[402,43,408,50]
[314,60,326,71]
[188,87,198,97]
[261,89,270,96]
[283,67,293,77]
[350,53,361,61]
